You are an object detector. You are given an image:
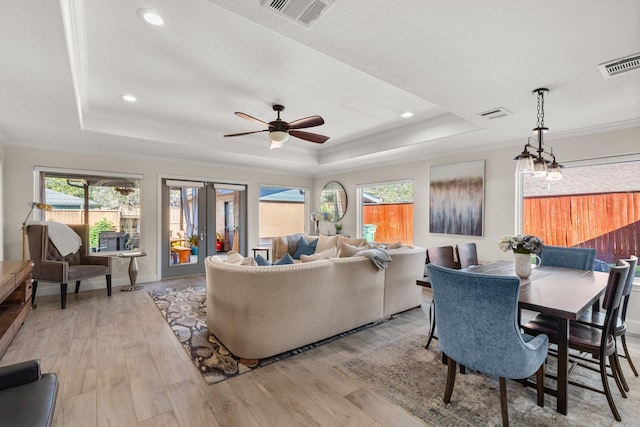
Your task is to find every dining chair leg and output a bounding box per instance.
[613,343,630,393]
[443,356,456,404]
[499,377,509,427]
[536,363,545,407]
[31,280,38,308]
[610,352,627,398]
[621,334,639,376]
[74,280,81,294]
[603,355,622,422]
[426,301,436,349]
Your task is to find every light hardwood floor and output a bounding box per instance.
[1,276,431,427]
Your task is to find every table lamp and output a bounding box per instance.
[21,202,52,260]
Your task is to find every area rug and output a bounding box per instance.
[149,284,388,385]
[337,331,640,426]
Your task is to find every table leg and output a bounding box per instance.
[557,317,569,415]
[121,257,143,292]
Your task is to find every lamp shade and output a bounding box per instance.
[269,131,289,143]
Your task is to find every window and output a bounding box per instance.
[37,168,142,252]
[259,186,307,245]
[520,158,640,276]
[357,180,414,244]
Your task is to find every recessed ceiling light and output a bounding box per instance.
[137,9,165,26]
[122,94,137,103]
[400,111,414,118]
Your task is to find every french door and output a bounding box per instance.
[161,179,246,278]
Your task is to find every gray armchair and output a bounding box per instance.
[26,223,112,309]
[428,264,549,427]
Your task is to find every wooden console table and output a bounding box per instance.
[0,260,33,359]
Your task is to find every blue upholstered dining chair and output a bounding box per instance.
[427,264,549,427]
[539,245,596,270]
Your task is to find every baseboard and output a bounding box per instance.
[33,274,159,297]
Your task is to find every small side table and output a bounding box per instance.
[118,251,148,292]
[251,247,271,261]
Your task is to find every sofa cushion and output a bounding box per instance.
[256,253,295,266]
[337,235,367,248]
[316,234,338,253]
[339,242,370,258]
[293,236,318,259]
[300,247,337,263]
[255,254,271,266]
[226,251,257,266]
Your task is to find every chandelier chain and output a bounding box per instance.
[536,90,545,128]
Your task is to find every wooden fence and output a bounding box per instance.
[523,192,640,262]
[363,203,413,244]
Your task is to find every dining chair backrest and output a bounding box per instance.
[601,260,630,336]
[427,264,548,379]
[539,245,596,270]
[455,243,479,268]
[619,255,637,321]
[426,246,458,269]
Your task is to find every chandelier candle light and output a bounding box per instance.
[514,88,563,181]
[499,234,544,279]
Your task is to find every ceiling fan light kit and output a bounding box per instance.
[513,88,563,181]
[224,104,329,149]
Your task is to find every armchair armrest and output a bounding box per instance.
[0,360,41,391]
[32,260,67,283]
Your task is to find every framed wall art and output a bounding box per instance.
[429,160,484,236]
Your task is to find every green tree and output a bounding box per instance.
[90,218,115,249]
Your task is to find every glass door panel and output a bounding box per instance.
[161,180,206,278]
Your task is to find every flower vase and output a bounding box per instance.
[314,221,320,235]
[514,252,532,279]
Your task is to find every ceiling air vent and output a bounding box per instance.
[263,0,335,28]
[599,53,640,79]
[478,108,511,120]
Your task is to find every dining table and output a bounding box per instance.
[420,260,610,415]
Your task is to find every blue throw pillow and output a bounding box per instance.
[255,254,271,266]
[292,236,318,259]
[275,253,294,265]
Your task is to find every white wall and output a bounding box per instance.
[312,127,640,333]
[2,146,313,294]
[3,127,639,332]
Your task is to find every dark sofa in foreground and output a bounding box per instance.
[0,359,58,427]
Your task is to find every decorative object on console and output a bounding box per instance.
[430,160,484,236]
[310,211,333,235]
[223,104,329,149]
[514,88,563,180]
[334,222,343,234]
[499,234,544,279]
[21,202,52,260]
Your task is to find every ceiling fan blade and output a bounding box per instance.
[289,130,330,144]
[288,115,324,130]
[223,130,268,137]
[235,112,269,126]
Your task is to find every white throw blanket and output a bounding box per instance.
[28,221,82,257]
[356,248,392,270]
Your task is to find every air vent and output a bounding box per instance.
[478,108,511,119]
[599,53,640,79]
[263,0,335,28]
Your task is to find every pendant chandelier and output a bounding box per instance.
[514,88,563,180]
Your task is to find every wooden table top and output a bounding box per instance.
[422,260,610,321]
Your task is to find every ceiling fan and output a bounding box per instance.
[223,104,329,149]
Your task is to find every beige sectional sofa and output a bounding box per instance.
[205,241,425,359]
